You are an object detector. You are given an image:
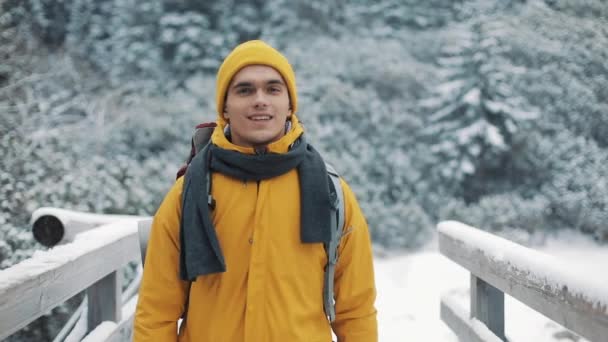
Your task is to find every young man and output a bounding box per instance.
[134,40,377,341]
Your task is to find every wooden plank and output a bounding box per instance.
[470,274,505,340]
[438,221,608,342]
[79,294,138,342]
[440,294,504,342]
[81,322,117,342]
[0,221,139,340]
[104,295,138,342]
[104,315,135,342]
[87,271,121,333]
[31,207,147,246]
[137,219,153,265]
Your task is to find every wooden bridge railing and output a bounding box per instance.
[438,221,608,342]
[0,211,147,341]
[3,213,607,341]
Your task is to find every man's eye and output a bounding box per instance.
[268,87,281,94]
[236,88,252,95]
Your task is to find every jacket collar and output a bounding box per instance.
[211,114,304,154]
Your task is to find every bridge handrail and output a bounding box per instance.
[0,219,141,340]
[438,220,608,342]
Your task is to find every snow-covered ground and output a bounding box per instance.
[375,230,607,341]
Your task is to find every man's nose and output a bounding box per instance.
[253,90,269,107]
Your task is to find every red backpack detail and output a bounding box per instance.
[176,122,217,179]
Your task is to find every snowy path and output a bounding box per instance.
[375,232,607,341]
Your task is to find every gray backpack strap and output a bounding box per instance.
[192,124,215,154]
[323,162,345,323]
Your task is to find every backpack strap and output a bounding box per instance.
[176,123,217,179]
[323,162,345,323]
[192,123,216,153]
[170,124,346,324]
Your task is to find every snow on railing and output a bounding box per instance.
[438,220,608,342]
[0,208,150,341]
[31,207,147,247]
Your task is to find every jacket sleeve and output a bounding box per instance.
[331,179,378,342]
[134,177,189,341]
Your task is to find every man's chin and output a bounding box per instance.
[248,133,285,148]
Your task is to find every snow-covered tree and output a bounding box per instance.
[538,129,608,240]
[261,0,346,43]
[501,0,608,147]
[283,35,437,248]
[341,0,465,39]
[1,0,607,267]
[439,192,552,245]
[4,0,608,339]
[24,0,71,47]
[159,11,234,85]
[417,15,538,201]
[66,0,163,88]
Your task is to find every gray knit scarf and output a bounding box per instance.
[179,135,332,281]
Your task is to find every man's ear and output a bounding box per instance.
[287,108,292,118]
[222,94,230,120]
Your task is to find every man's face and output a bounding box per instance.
[223,65,292,149]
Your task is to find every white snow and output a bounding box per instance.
[441,295,504,342]
[438,221,608,309]
[485,100,539,120]
[376,249,467,341]
[436,79,467,97]
[460,159,475,175]
[377,228,607,341]
[463,87,481,106]
[510,107,540,120]
[80,321,117,342]
[64,309,87,342]
[2,218,605,342]
[0,220,139,290]
[438,56,468,68]
[30,207,146,227]
[29,207,147,246]
[456,119,484,144]
[68,228,606,342]
[486,124,506,149]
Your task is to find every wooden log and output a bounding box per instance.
[104,295,138,342]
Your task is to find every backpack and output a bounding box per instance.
[139,122,345,323]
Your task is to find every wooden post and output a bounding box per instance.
[87,271,121,333]
[471,274,506,341]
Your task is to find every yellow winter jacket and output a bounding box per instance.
[134,115,377,341]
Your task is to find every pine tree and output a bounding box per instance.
[26,0,71,47]
[159,10,234,85]
[342,0,464,39]
[538,129,608,240]
[417,14,537,201]
[66,0,163,87]
[261,0,346,43]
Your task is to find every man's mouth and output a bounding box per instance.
[249,115,272,121]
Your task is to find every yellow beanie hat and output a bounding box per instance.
[216,40,298,118]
